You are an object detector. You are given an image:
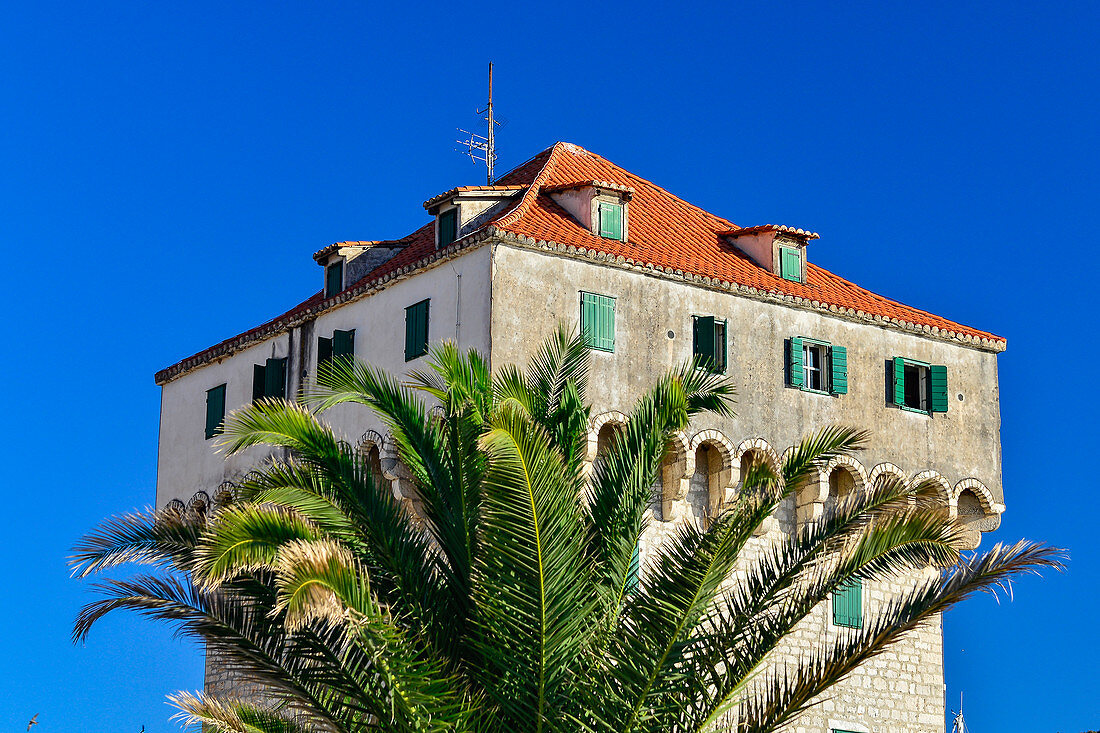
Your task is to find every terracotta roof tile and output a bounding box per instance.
[156,142,1003,384]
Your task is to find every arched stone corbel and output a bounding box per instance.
[660,431,691,520]
[952,478,1003,550]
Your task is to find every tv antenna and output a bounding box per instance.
[457,62,503,184]
[951,692,968,733]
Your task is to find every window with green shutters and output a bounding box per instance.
[598,202,623,240]
[318,330,355,371]
[779,246,802,282]
[693,315,727,373]
[405,299,430,361]
[325,261,343,298]
[438,209,457,248]
[789,337,847,395]
[205,384,226,440]
[891,357,947,413]
[580,292,615,352]
[252,357,287,402]
[832,577,863,628]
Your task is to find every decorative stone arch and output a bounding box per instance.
[733,438,782,488]
[910,469,954,509]
[586,411,630,463]
[953,478,1003,550]
[867,462,910,491]
[688,429,737,517]
[734,438,785,536]
[798,455,869,526]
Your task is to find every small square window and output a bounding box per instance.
[439,209,458,248]
[598,202,623,240]
[779,246,802,282]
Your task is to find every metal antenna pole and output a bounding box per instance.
[456,62,502,184]
[486,62,494,185]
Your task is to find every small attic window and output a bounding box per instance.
[439,208,458,248]
[779,246,802,283]
[598,202,623,240]
[325,260,344,297]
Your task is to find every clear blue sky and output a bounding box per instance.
[1,1,1096,731]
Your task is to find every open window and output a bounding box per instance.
[252,357,287,401]
[789,337,847,395]
[692,315,727,373]
[318,329,355,370]
[891,358,947,413]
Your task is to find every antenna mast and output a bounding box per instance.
[951,692,967,733]
[456,62,501,184]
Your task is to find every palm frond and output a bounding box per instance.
[735,541,1065,733]
[69,506,203,577]
[473,401,597,730]
[169,691,310,733]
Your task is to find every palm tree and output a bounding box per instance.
[72,327,1061,733]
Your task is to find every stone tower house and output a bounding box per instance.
[154,142,1006,733]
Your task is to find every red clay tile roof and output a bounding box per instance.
[155,142,1004,384]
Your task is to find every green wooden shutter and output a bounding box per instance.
[930,364,948,413]
[789,337,804,387]
[832,578,863,628]
[780,247,801,282]
[325,261,343,298]
[581,293,597,348]
[252,364,266,402]
[581,293,615,352]
[626,541,640,594]
[599,202,622,240]
[893,357,906,405]
[405,300,429,361]
[439,209,457,248]
[205,384,226,440]
[716,320,727,373]
[831,345,848,394]
[318,337,333,370]
[694,315,716,368]
[333,329,355,360]
[265,357,287,398]
[598,295,615,351]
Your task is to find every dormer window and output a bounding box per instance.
[719,225,818,282]
[439,208,458,248]
[779,246,802,282]
[598,201,623,240]
[325,260,344,298]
